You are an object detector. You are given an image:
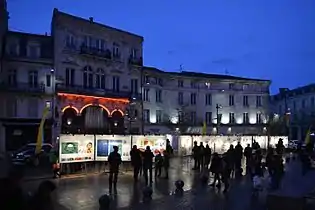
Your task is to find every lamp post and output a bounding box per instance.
[50,68,56,146]
[216,104,222,135]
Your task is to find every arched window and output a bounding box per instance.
[95,68,106,89]
[83,66,93,88]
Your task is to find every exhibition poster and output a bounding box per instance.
[95,135,131,161]
[59,135,95,163]
[133,135,166,155]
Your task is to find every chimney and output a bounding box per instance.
[89,17,94,23]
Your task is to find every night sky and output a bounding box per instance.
[7,0,315,93]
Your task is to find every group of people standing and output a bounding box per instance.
[192,139,287,193]
[107,139,174,192]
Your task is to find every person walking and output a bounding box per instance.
[163,150,170,179]
[108,146,122,193]
[143,146,154,185]
[154,151,163,178]
[130,145,142,182]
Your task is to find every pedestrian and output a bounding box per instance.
[234,142,243,177]
[192,141,200,170]
[244,144,252,174]
[108,146,122,193]
[154,151,163,178]
[210,153,222,189]
[143,146,154,185]
[199,142,205,170]
[204,144,212,169]
[226,145,235,177]
[166,139,173,156]
[221,153,231,193]
[130,145,142,182]
[163,150,170,179]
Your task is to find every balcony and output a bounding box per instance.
[0,82,45,94]
[128,57,143,66]
[56,84,141,99]
[80,46,112,60]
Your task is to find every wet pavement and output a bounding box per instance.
[22,156,315,210]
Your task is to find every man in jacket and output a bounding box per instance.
[108,146,122,192]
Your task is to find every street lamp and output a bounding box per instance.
[51,68,56,146]
[216,104,222,134]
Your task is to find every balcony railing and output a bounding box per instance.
[0,82,45,93]
[128,57,143,66]
[56,84,141,99]
[80,46,112,59]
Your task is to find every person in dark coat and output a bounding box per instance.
[199,142,206,169]
[130,145,142,181]
[226,145,235,177]
[108,146,122,192]
[221,153,231,193]
[166,139,173,155]
[143,146,154,185]
[210,153,222,188]
[154,151,163,178]
[234,142,243,177]
[204,144,212,169]
[192,141,200,170]
[163,150,170,179]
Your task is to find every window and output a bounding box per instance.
[28,70,38,88]
[158,78,163,86]
[45,101,51,109]
[6,98,17,117]
[66,68,75,86]
[96,39,106,50]
[156,110,162,123]
[205,112,212,124]
[243,113,249,124]
[256,113,262,124]
[190,81,197,88]
[256,96,262,107]
[66,34,76,48]
[131,79,138,94]
[178,111,184,123]
[143,109,150,123]
[83,66,93,88]
[229,95,234,106]
[131,48,137,58]
[46,74,51,87]
[229,83,234,90]
[96,68,106,89]
[293,101,296,111]
[243,95,249,106]
[178,92,183,105]
[178,80,183,87]
[28,98,38,118]
[229,113,235,124]
[279,105,282,114]
[113,42,120,58]
[112,76,120,92]
[311,97,315,107]
[8,43,18,56]
[205,82,211,89]
[243,84,249,90]
[205,94,212,105]
[302,99,306,108]
[8,69,17,86]
[28,45,39,58]
[143,89,150,102]
[191,93,196,105]
[156,90,162,103]
[190,111,196,124]
[144,75,150,84]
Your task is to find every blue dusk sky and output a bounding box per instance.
[7,0,315,94]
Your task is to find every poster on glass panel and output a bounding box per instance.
[133,135,167,155]
[95,135,132,161]
[59,134,95,163]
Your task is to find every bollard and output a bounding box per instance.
[174,180,184,196]
[99,194,111,210]
[142,186,153,202]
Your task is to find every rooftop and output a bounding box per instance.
[144,66,271,82]
[53,8,144,40]
[272,83,315,101]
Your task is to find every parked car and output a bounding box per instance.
[11,143,53,166]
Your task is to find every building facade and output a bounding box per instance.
[0,1,272,151]
[270,84,315,141]
[0,0,54,151]
[142,67,271,135]
[52,9,143,139]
